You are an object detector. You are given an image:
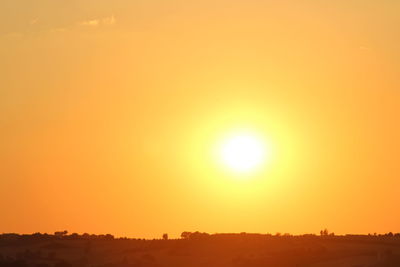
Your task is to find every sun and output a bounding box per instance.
[219,133,268,173]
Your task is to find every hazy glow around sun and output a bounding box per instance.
[219,133,268,173]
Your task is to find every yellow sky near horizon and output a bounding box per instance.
[1,0,400,238]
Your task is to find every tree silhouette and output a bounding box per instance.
[320,229,329,236]
[181,232,191,239]
[162,233,168,240]
[54,231,68,238]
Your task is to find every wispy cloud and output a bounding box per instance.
[81,19,100,26]
[102,15,116,25]
[79,15,116,27]
[2,15,117,38]
[29,18,38,25]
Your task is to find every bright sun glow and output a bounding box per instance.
[219,134,267,173]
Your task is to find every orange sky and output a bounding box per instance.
[1,0,400,238]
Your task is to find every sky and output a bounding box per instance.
[1,0,400,238]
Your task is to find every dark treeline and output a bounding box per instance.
[1,231,400,267]
[1,230,400,241]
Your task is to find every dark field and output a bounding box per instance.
[1,233,400,267]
